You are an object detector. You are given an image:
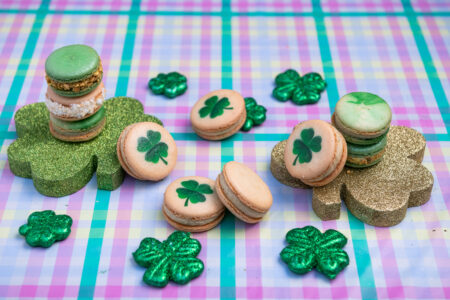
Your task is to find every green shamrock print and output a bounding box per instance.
[19,210,73,248]
[176,180,214,207]
[199,95,233,119]
[241,97,267,132]
[273,69,327,105]
[292,128,322,165]
[346,92,385,106]
[137,130,169,165]
[148,72,187,98]
[280,226,349,279]
[133,231,204,287]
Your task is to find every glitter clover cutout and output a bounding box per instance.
[241,97,267,132]
[148,71,187,98]
[19,210,73,248]
[7,97,162,197]
[280,226,349,279]
[273,69,327,105]
[133,231,204,287]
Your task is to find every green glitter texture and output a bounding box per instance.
[7,97,162,197]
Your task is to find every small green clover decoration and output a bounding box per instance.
[280,226,349,279]
[137,130,169,165]
[241,97,267,132]
[292,128,322,165]
[133,231,204,287]
[148,72,187,98]
[273,69,327,105]
[176,180,214,207]
[199,95,233,119]
[19,210,73,248]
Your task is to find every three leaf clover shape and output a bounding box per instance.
[19,210,73,248]
[280,226,349,279]
[133,231,204,287]
[148,72,187,98]
[273,69,327,105]
[241,97,267,132]
[137,130,169,165]
[176,180,214,207]
[292,128,322,165]
[199,96,233,119]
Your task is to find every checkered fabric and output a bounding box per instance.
[0,0,449,299]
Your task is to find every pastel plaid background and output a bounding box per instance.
[0,0,449,299]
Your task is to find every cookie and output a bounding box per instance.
[49,110,106,142]
[284,120,347,187]
[117,122,177,181]
[45,81,105,120]
[190,89,246,140]
[215,161,273,223]
[345,135,387,168]
[163,176,225,232]
[45,44,103,98]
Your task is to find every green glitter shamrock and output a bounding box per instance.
[148,72,187,98]
[137,130,169,165]
[292,128,322,165]
[199,95,233,119]
[133,231,204,287]
[19,210,72,248]
[273,69,327,105]
[280,226,349,279]
[241,97,267,132]
[7,97,162,197]
[176,180,213,207]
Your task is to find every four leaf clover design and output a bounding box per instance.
[280,226,349,279]
[176,180,214,207]
[347,93,385,106]
[292,128,322,165]
[273,69,327,105]
[137,130,169,165]
[19,210,73,248]
[133,231,204,287]
[241,97,267,132]
[148,72,188,98]
[199,95,233,119]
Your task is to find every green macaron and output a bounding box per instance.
[346,135,387,168]
[50,106,106,131]
[45,44,103,98]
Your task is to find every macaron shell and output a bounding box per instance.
[193,110,246,141]
[163,209,225,232]
[347,135,387,156]
[164,176,225,221]
[119,122,177,181]
[50,80,102,98]
[116,126,146,180]
[346,148,385,168]
[284,120,336,181]
[190,89,246,133]
[332,113,389,145]
[222,161,273,213]
[49,117,105,142]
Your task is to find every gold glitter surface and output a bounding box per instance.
[270,126,434,227]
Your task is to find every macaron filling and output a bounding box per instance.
[46,63,103,94]
[49,106,106,131]
[162,205,221,226]
[193,112,246,138]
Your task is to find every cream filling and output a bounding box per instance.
[194,113,245,137]
[163,205,219,226]
[219,173,264,219]
[45,88,105,119]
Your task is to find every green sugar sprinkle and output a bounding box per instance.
[7,97,162,197]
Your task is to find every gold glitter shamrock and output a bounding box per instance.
[133,231,204,287]
[19,210,72,248]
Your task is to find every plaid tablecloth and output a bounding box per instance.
[0,0,449,299]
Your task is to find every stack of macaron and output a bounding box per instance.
[332,92,392,168]
[163,161,273,232]
[45,44,106,142]
[284,120,347,187]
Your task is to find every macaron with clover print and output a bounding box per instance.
[117,122,177,181]
[190,89,246,140]
[284,120,347,187]
[163,176,225,232]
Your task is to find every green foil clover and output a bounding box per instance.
[19,210,72,248]
[241,97,267,132]
[292,128,322,165]
[148,72,187,98]
[280,226,349,279]
[7,97,162,197]
[176,180,214,207]
[273,69,327,105]
[137,130,169,165]
[133,231,204,287]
